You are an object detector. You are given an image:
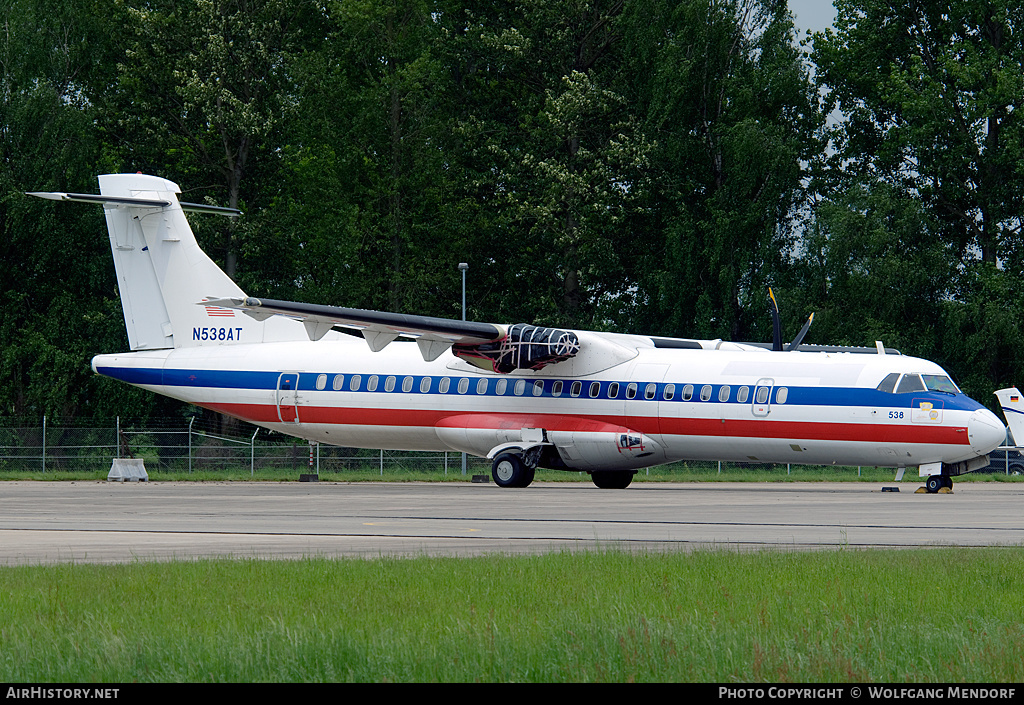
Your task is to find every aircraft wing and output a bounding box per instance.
[202,296,505,361]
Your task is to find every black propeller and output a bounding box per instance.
[769,288,814,352]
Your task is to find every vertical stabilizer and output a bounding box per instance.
[30,174,318,349]
[994,387,1023,446]
[97,174,250,350]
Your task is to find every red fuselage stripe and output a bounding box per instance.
[202,402,968,446]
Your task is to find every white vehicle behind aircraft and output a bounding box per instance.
[29,174,1006,491]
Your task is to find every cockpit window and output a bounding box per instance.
[895,374,926,394]
[876,373,900,394]
[922,374,958,394]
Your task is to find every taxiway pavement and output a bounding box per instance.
[1,481,1022,564]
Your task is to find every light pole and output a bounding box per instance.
[458,263,468,475]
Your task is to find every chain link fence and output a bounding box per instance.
[0,416,496,476]
[0,416,962,480]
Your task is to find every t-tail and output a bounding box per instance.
[994,387,1024,446]
[28,174,306,349]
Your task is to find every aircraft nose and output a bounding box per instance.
[968,408,1006,455]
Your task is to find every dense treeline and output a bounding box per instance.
[1,0,1022,423]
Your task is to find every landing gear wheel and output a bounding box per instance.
[491,453,534,488]
[925,474,951,493]
[591,470,636,489]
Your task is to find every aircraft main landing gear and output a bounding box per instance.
[491,452,536,488]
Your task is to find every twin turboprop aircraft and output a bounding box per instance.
[29,173,1006,491]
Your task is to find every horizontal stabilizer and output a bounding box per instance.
[26,191,240,216]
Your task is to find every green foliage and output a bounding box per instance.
[622,0,820,340]
[807,0,1024,400]
[4,0,1024,423]
[815,0,1024,266]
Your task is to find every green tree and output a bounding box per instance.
[437,0,656,328]
[811,0,1024,399]
[814,0,1024,267]
[98,0,325,278]
[623,0,820,341]
[0,0,160,421]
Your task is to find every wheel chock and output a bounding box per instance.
[915,487,928,493]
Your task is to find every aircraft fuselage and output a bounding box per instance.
[93,338,1003,473]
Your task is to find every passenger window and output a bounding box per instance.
[589,381,601,398]
[350,375,361,391]
[896,374,925,394]
[718,385,730,402]
[552,380,563,396]
[682,384,693,401]
[737,386,749,403]
[367,375,379,392]
[477,378,488,395]
[608,382,619,398]
[663,384,674,401]
[755,386,770,404]
[402,376,413,393]
[876,373,900,394]
[385,376,396,392]
[570,381,582,397]
[514,379,526,396]
[645,383,657,400]
[534,380,545,396]
[439,377,451,393]
[496,378,507,395]
[332,374,344,391]
[700,385,712,401]
[420,377,431,393]
[458,378,470,394]
[316,374,327,390]
[626,383,638,400]
[776,387,788,404]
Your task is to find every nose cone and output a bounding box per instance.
[969,408,1006,455]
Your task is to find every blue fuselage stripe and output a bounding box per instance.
[95,366,986,413]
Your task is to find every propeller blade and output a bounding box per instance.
[786,312,815,352]
[769,289,782,351]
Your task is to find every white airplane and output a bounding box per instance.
[29,173,1006,491]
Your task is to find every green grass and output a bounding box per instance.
[1,549,1022,682]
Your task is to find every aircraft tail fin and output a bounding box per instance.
[994,387,1023,446]
[31,174,308,350]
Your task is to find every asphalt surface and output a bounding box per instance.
[1,480,1022,564]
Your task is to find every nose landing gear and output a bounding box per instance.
[923,474,953,493]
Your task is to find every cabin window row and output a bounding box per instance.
[312,373,788,404]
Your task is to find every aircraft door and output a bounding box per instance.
[626,363,669,436]
[752,378,774,417]
[277,372,301,424]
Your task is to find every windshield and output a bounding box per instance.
[922,374,959,394]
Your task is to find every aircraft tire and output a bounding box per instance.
[925,474,944,493]
[492,453,532,488]
[591,470,635,489]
